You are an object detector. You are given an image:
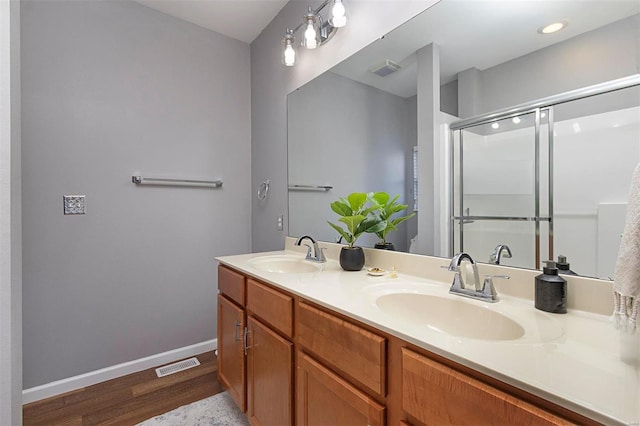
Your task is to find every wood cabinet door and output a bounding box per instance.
[297,351,386,426]
[217,294,246,412]
[247,316,294,426]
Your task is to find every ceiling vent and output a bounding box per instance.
[369,60,401,77]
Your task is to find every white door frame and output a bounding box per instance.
[0,0,22,424]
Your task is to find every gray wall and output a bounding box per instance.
[461,14,640,116]
[0,0,22,422]
[250,1,437,252]
[21,0,251,388]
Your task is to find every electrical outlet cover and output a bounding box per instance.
[63,195,86,215]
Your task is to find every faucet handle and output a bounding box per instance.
[482,274,510,300]
[317,247,327,262]
[483,274,510,284]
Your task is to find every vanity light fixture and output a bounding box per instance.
[538,20,568,34]
[281,0,347,67]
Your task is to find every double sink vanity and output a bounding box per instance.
[215,237,639,426]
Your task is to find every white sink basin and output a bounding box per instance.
[366,282,563,343]
[248,255,322,274]
[377,293,524,340]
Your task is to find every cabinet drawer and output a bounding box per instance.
[218,265,245,306]
[247,279,293,338]
[401,348,572,425]
[298,302,386,397]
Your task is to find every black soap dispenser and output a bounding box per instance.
[556,255,578,276]
[535,261,567,314]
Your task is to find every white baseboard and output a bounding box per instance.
[22,339,217,405]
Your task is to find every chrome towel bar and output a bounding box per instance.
[132,175,223,188]
[288,184,332,191]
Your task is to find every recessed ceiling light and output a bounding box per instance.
[491,122,500,129]
[538,21,568,34]
[512,117,521,124]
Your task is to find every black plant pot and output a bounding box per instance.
[374,242,395,251]
[339,246,365,271]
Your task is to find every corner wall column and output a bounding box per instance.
[416,43,440,255]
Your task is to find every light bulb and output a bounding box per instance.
[284,42,295,66]
[331,0,346,28]
[304,19,318,49]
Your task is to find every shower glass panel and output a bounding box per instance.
[552,85,640,279]
[452,111,547,269]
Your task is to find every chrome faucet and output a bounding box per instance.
[447,252,508,303]
[295,235,326,263]
[489,244,512,265]
[448,252,482,292]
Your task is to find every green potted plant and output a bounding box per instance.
[328,192,386,271]
[369,192,415,251]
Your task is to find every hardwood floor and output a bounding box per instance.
[23,351,225,426]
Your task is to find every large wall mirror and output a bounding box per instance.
[288,0,640,278]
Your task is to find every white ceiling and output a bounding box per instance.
[134,0,289,44]
[331,0,640,98]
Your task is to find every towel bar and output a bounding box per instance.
[132,175,223,188]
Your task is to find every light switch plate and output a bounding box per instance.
[63,195,86,215]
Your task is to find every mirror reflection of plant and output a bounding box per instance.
[369,192,416,245]
[328,192,387,248]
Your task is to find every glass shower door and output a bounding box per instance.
[452,110,550,269]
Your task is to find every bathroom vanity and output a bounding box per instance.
[216,238,639,426]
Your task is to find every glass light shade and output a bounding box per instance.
[283,42,295,66]
[331,0,346,28]
[303,18,318,49]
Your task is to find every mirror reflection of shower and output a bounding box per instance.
[451,79,640,279]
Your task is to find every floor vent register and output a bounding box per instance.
[155,357,201,378]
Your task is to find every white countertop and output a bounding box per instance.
[216,245,640,426]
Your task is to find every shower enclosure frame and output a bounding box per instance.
[448,74,640,269]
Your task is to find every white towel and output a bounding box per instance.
[613,162,640,333]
